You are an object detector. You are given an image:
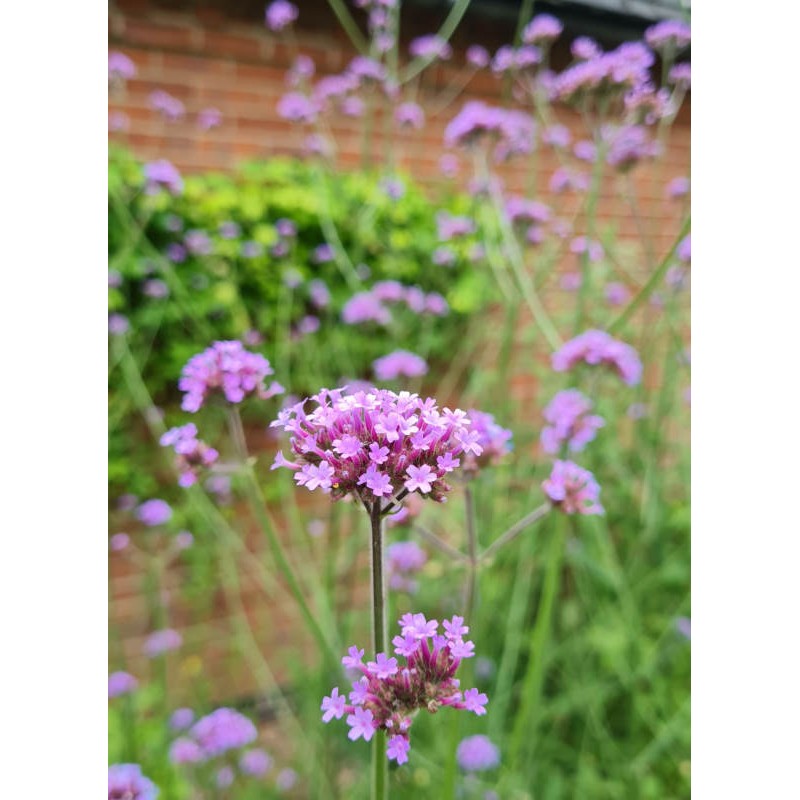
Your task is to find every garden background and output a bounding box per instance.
[108,1,691,798]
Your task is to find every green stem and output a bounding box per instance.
[481,503,551,561]
[369,500,388,800]
[463,484,478,621]
[509,515,565,768]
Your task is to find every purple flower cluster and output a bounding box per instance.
[395,102,425,129]
[552,330,643,386]
[342,282,448,325]
[373,350,429,382]
[604,124,661,171]
[277,91,319,123]
[669,63,691,89]
[143,160,183,195]
[505,195,552,226]
[108,671,138,698]
[265,0,298,31]
[143,628,183,658]
[188,708,258,758]
[553,42,655,104]
[521,14,563,45]
[108,764,158,800]
[466,45,490,68]
[178,341,284,412]
[436,212,476,241]
[542,460,604,515]
[109,51,136,82]
[270,387,482,504]
[491,45,542,74]
[541,390,604,454]
[197,107,223,131]
[456,734,501,771]
[409,35,452,61]
[321,614,487,764]
[136,498,172,527]
[444,101,536,160]
[462,410,513,473]
[160,423,219,487]
[387,541,427,593]
[666,176,690,199]
[644,19,691,52]
[149,90,185,122]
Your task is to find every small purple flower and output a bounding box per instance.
[542,460,604,515]
[387,735,410,764]
[149,90,185,122]
[675,616,691,640]
[409,34,452,61]
[136,499,172,527]
[184,230,213,256]
[277,92,318,123]
[265,0,298,31]
[241,240,264,258]
[108,314,129,336]
[395,102,425,129]
[143,628,182,657]
[677,234,691,263]
[605,281,630,307]
[645,19,691,52]
[276,768,298,791]
[190,708,258,757]
[197,107,222,131]
[108,111,130,132]
[143,160,183,195]
[466,45,490,68]
[666,176,690,199]
[166,243,187,263]
[669,62,691,89]
[322,687,347,722]
[572,36,601,61]
[143,279,169,299]
[312,244,334,264]
[108,764,158,800]
[342,646,365,670]
[457,735,500,771]
[108,671,138,698]
[216,767,235,788]
[404,464,436,494]
[240,748,273,776]
[219,221,241,239]
[522,14,563,44]
[367,652,399,679]
[109,51,137,82]
[461,688,488,715]
[387,541,427,593]
[552,330,642,386]
[169,737,204,765]
[347,706,377,741]
[373,350,428,381]
[109,532,130,552]
[170,708,195,730]
[541,390,605,454]
[179,341,282,412]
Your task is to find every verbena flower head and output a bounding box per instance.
[240,748,273,776]
[604,124,661,171]
[462,410,513,473]
[456,735,501,771]
[109,313,130,336]
[136,498,172,527]
[542,460,604,514]
[160,423,219,487]
[189,708,258,758]
[170,708,195,730]
[387,541,427,593]
[169,738,204,765]
[149,90,185,122]
[466,45,490,67]
[321,614,486,764]
[277,91,318,123]
[552,330,643,386]
[605,281,630,307]
[179,341,283,412]
[143,628,183,658]
[265,0,298,31]
[395,102,425,129]
[522,14,563,44]
[270,388,482,504]
[669,62,691,89]
[108,671,138,698]
[108,764,158,800]
[373,350,428,381]
[541,390,605,454]
[109,51,136,82]
[197,107,222,131]
[666,176,690,198]
[444,101,535,159]
[409,35,452,61]
[644,19,691,52]
[143,160,183,195]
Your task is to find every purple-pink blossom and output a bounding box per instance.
[409,35,452,61]
[521,14,563,44]
[197,107,222,131]
[136,498,172,527]
[552,330,643,385]
[541,390,605,454]
[387,540,427,593]
[395,102,425,129]
[373,350,428,381]
[457,735,500,771]
[143,628,183,657]
[189,708,258,757]
[322,614,485,764]
[178,341,283,412]
[160,423,219,487]
[265,0,298,31]
[644,19,691,51]
[108,671,138,698]
[271,388,480,504]
[466,45,490,68]
[542,460,604,515]
[143,160,183,195]
[108,764,158,800]
[109,51,136,82]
